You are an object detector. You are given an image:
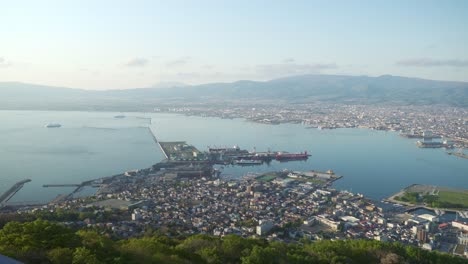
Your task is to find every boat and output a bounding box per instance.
[45,123,61,128]
[114,115,126,119]
[234,159,263,165]
[275,151,310,160]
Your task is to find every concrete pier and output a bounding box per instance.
[148,126,169,159]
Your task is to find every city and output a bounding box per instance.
[1,1,467,263]
[157,103,468,150]
[2,137,467,260]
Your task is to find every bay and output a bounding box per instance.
[0,110,467,203]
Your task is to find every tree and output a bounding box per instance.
[0,219,80,263]
[222,234,248,262]
[47,248,74,264]
[72,247,101,264]
[77,230,116,262]
[241,245,288,264]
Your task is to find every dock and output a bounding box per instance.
[0,179,31,207]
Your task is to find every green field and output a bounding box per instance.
[395,187,468,209]
[438,190,468,208]
[256,174,277,182]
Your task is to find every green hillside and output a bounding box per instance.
[0,219,466,264]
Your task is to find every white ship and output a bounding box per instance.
[45,123,61,128]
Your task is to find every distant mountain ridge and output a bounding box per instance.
[0,74,467,110]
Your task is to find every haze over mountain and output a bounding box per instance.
[1,74,467,111]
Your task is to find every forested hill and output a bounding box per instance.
[1,74,467,111]
[162,74,468,106]
[0,219,466,264]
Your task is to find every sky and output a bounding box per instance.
[1,0,468,90]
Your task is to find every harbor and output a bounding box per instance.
[0,126,320,208]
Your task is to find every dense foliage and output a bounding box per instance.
[0,219,466,264]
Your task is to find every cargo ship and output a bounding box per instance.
[275,151,310,160]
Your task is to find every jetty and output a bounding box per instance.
[43,184,81,187]
[147,126,170,159]
[147,126,158,144]
[0,179,31,207]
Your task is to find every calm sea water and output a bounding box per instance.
[1,110,467,203]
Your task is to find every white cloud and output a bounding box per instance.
[125,58,149,67]
[0,57,12,68]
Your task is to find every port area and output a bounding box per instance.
[158,140,310,166]
[33,138,321,208]
[384,184,468,211]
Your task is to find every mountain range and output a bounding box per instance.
[1,74,467,111]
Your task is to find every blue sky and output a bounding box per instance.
[1,0,467,89]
